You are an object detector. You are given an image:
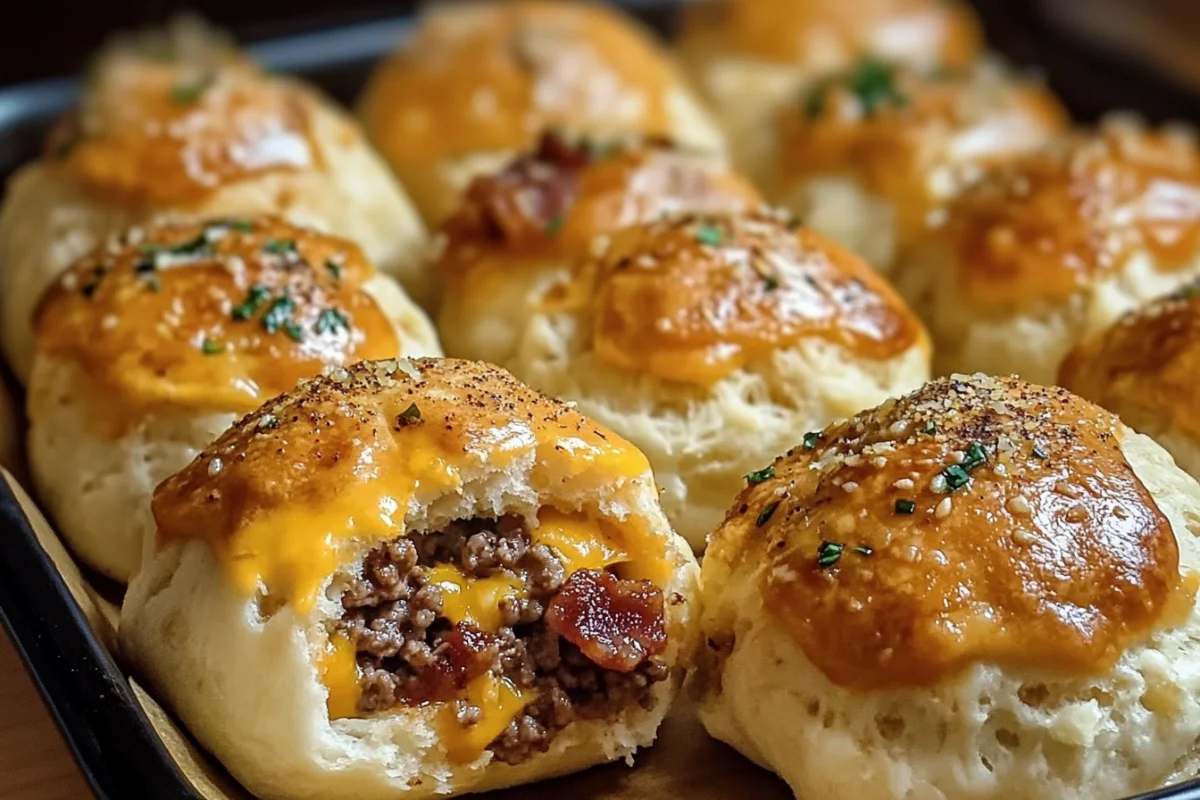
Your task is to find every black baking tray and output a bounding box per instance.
[2,2,1200,799]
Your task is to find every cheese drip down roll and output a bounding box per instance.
[1061,282,1200,481]
[28,216,440,583]
[676,0,982,189]
[357,0,727,227]
[772,59,1067,272]
[435,131,760,363]
[698,374,1200,800]
[894,120,1200,384]
[0,17,427,382]
[501,210,930,550]
[119,358,699,800]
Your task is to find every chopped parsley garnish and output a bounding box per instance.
[544,216,564,237]
[921,421,938,435]
[786,215,803,231]
[141,232,210,258]
[803,84,829,120]
[232,285,271,320]
[1178,283,1200,300]
[894,498,915,515]
[854,545,874,557]
[315,307,350,336]
[397,403,422,426]
[260,295,297,335]
[816,541,844,569]
[756,501,779,527]
[940,464,971,492]
[962,442,987,471]
[143,274,162,292]
[745,465,775,485]
[170,75,215,105]
[763,275,780,292]
[325,260,342,282]
[226,219,256,232]
[694,224,723,247]
[263,238,298,257]
[804,56,908,120]
[1032,444,1048,460]
[282,321,304,342]
[200,338,225,355]
[801,431,822,450]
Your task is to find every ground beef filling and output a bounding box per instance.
[333,515,669,764]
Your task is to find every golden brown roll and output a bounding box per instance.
[120,357,699,799]
[357,0,727,226]
[434,132,760,362]
[494,209,930,550]
[698,374,1200,800]
[893,120,1200,384]
[1061,282,1200,480]
[28,216,440,582]
[677,0,983,187]
[772,59,1068,271]
[0,18,428,383]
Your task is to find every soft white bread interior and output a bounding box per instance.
[0,18,427,382]
[698,374,1200,800]
[434,133,760,363]
[357,0,727,226]
[676,0,983,189]
[498,210,930,549]
[120,357,699,800]
[893,119,1200,384]
[28,216,439,582]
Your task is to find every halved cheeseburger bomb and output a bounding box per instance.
[357,0,726,227]
[504,210,930,550]
[676,0,982,187]
[0,18,427,381]
[1061,282,1200,480]
[772,59,1067,271]
[435,131,760,362]
[698,374,1200,800]
[119,358,699,800]
[28,216,440,583]
[893,120,1200,384]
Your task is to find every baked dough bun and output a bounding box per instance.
[357,0,726,226]
[498,210,930,550]
[1061,282,1200,481]
[0,18,428,383]
[119,357,699,800]
[893,120,1200,384]
[28,216,440,583]
[698,373,1200,800]
[435,132,760,362]
[677,0,982,188]
[773,59,1068,271]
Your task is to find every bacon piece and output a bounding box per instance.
[545,569,667,673]
[409,624,499,702]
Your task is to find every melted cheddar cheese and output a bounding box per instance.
[429,566,525,632]
[440,674,531,763]
[318,634,361,720]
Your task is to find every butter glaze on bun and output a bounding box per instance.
[893,120,1200,384]
[0,18,427,382]
[1061,282,1200,481]
[698,374,1200,800]
[677,0,982,187]
[435,132,760,363]
[357,0,726,226]
[28,216,439,582]
[500,209,929,549]
[119,357,698,800]
[773,59,1068,271]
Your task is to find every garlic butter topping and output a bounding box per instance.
[941,122,1200,305]
[713,374,1188,690]
[359,1,681,165]
[46,26,316,206]
[34,216,398,431]
[439,131,759,281]
[557,210,924,385]
[1061,282,1200,440]
[778,59,1067,244]
[681,0,981,69]
[152,358,656,612]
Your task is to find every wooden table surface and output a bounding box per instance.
[0,627,91,800]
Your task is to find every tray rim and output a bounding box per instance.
[2,3,1200,799]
